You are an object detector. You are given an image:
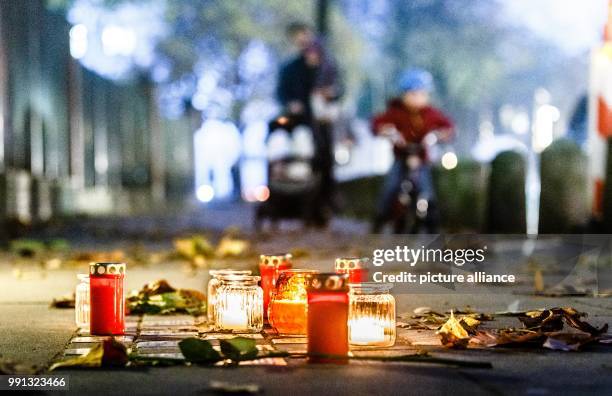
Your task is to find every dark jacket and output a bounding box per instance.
[276,55,318,118]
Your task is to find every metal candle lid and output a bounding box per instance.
[209,269,252,277]
[335,257,368,271]
[260,253,292,267]
[307,273,349,292]
[89,262,126,276]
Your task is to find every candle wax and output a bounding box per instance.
[347,268,369,283]
[89,275,124,335]
[268,299,307,335]
[260,262,291,317]
[219,293,249,330]
[349,317,385,344]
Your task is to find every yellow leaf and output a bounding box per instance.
[215,237,249,258]
[437,311,470,348]
[534,269,544,293]
[49,339,128,371]
[49,343,104,371]
[460,316,481,332]
[174,239,197,259]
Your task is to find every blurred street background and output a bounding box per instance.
[0,0,611,236]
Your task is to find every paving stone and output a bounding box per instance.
[64,347,92,356]
[201,333,263,339]
[134,352,184,359]
[271,337,307,344]
[71,335,134,343]
[135,340,180,348]
[139,330,199,337]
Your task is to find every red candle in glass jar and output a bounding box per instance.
[307,273,349,364]
[335,257,369,283]
[89,262,125,335]
[259,253,292,318]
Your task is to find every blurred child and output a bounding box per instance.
[371,68,453,233]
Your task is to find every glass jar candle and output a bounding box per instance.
[207,269,252,325]
[335,257,369,283]
[214,275,263,332]
[75,274,90,329]
[349,283,396,347]
[89,262,126,335]
[307,273,350,364]
[268,269,319,335]
[259,253,292,318]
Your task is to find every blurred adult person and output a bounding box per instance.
[371,68,453,233]
[276,22,343,226]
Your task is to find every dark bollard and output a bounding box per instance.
[3,169,32,238]
[432,160,489,232]
[487,151,526,233]
[51,178,77,218]
[31,176,53,225]
[539,139,588,233]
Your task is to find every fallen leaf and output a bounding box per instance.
[459,316,481,333]
[141,279,176,295]
[471,329,543,347]
[534,269,544,293]
[174,236,215,261]
[518,309,564,332]
[543,332,595,351]
[126,280,206,316]
[413,306,433,315]
[220,337,259,362]
[215,236,250,258]
[178,338,222,365]
[50,293,75,309]
[9,239,46,257]
[516,307,608,336]
[437,311,470,349]
[559,307,608,335]
[50,338,128,371]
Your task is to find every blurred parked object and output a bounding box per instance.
[433,160,489,233]
[487,151,526,233]
[539,140,588,233]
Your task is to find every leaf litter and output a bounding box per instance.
[430,306,609,351]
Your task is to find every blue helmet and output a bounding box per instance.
[398,68,434,93]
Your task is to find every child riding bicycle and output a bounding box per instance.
[371,68,454,233]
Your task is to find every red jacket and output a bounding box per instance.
[372,99,453,159]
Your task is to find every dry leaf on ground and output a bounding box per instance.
[437,311,471,349]
[50,339,128,371]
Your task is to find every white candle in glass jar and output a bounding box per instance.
[219,292,248,330]
[349,317,386,344]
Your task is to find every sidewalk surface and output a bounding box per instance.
[1,204,611,395]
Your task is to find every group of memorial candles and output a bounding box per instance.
[75,254,397,363]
